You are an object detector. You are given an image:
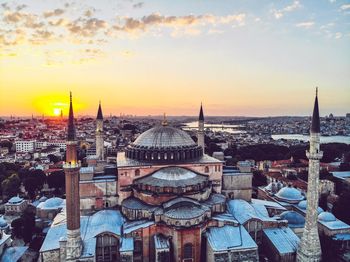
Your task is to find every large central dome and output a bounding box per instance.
[125,125,203,163]
[134,126,196,148]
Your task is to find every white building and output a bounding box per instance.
[15,140,35,153]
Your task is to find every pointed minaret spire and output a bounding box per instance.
[67,91,76,141]
[199,102,204,121]
[197,103,205,154]
[297,88,323,262]
[311,87,320,133]
[97,100,103,120]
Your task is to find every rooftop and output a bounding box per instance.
[206,225,257,252]
[263,227,299,254]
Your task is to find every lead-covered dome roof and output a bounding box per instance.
[125,125,203,163]
[280,211,305,228]
[134,126,196,148]
[318,212,336,222]
[275,186,304,203]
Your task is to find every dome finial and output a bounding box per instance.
[162,113,168,126]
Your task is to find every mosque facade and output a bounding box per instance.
[38,91,350,262]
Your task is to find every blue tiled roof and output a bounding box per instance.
[263,227,299,254]
[207,225,257,252]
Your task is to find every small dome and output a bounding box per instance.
[280,211,305,227]
[318,212,336,222]
[298,200,307,209]
[8,196,23,204]
[275,187,304,203]
[40,197,64,209]
[0,216,8,228]
[297,200,324,214]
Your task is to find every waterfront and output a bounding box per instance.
[272,134,350,144]
[183,121,245,134]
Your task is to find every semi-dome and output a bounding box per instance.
[134,166,208,189]
[90,210,124,228]
[318,212,336,222]
[125,125,203,163]
[280,211,305,228]
[275,186,304,203]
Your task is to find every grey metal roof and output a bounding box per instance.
[207,225,257,252]
[154,234,170,250]
[134,166,208,188]
[133,126,196,148]
[263,227,299,254]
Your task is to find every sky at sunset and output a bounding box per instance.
[0,0,349,117]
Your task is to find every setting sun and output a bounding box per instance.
[53,108,61,116]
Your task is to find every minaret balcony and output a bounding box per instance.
[63,161,81,169]
[306,151,323,160]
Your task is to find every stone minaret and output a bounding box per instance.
[63,92,82,260]
[297,88,322,262]
[96,101,104,160]
[197,103,205,154]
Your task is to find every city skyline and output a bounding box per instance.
[0,0,349,117]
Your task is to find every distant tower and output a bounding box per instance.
[60,109,63,119]
[96,101,104,160]
[197,103,205,154]
[297,88,322,262]
[63,92,82,260]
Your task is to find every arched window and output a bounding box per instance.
[183,243,193,260]
[135,169,140,177]
[96,233,119,261]
[204,166,209,173]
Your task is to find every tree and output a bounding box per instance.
[333,191,350,224]
[23,169,46,199]
[1,173,20,198]
[48,154,59,163]
[319,193,328,211]
[252,170,267,187]
[47,170,65,190]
